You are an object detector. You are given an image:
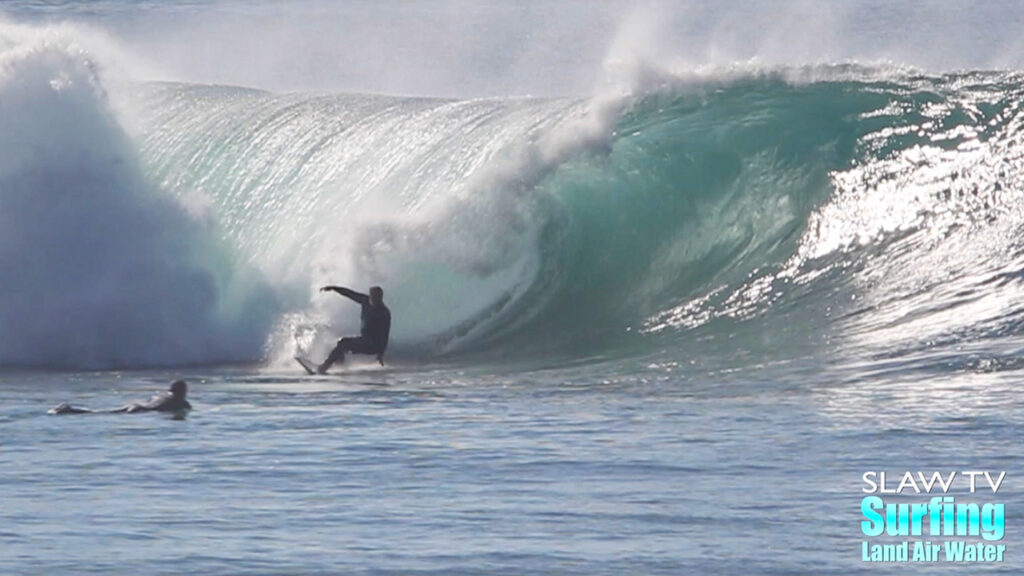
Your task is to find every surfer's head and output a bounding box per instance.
[169,379,188,398]
[369,286,384,306]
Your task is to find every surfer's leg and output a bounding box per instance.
[346,338,378,356]
[109,403,146,413]
[48,402,94,415]
[318,338,353,374]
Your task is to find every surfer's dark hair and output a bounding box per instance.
[170,380,187,396]
[370,286,383,297]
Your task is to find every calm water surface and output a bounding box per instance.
[2,361,1021,575]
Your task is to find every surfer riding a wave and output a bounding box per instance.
[305,285,391,374]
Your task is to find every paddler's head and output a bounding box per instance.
[169,379,188,399]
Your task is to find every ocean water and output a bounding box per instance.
[2,1,1024,574]
[4,363,1021,575]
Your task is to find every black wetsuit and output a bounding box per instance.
[337,287,391,353]
[320,287,391,370]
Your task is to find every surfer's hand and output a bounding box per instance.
[319,286,336,293]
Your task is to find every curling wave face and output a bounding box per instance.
[5,17,1024,370]
[135,69,1024,369]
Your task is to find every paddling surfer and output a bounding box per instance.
[49,379,192,415]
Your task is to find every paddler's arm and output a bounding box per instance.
[319,285,369,305]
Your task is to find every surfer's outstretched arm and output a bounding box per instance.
[320,285,369,305]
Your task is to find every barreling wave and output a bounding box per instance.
[134,67,1024,368]
[6,18,1024,369]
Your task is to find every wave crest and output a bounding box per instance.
[0,22,276,368]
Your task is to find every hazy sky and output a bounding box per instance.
[3,0,1024,96]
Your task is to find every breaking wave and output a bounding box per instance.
[7,20,1024,370]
